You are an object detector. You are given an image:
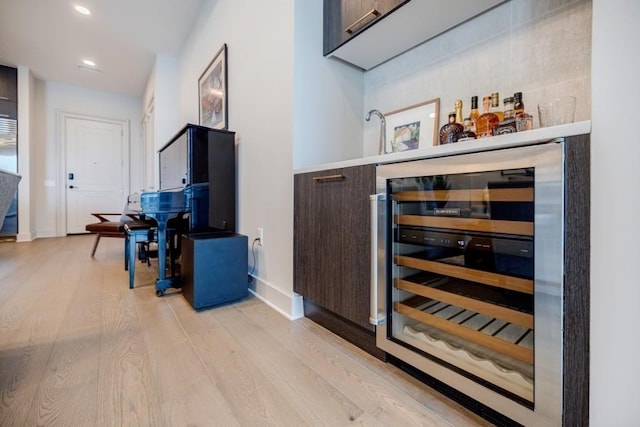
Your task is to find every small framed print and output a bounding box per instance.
[385,98,440,151]
[199,44,228,129]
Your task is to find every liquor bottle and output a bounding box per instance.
[439,112,463,144]
[457,118,477,142]
[455,99,463,124]
[491,92,504,122]
[514,92,524,115]
[475,96,499,138]
[503,97,515,120]
[493,96,518,135]
[514,92,533,131]
[469,96,480,132]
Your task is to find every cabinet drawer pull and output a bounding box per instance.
[0,113,9,118]
[0,96,9,101]
[345,9,381,34]
[312,174,345,182]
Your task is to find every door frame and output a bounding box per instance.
[141,96,156,191]
[56,111,130,236]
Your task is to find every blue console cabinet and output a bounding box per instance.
[181,232,248,310]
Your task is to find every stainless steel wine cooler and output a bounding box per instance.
[371,140,589,425]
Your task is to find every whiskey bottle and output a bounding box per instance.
[514,92,524,115]
[514,92,533,131]
[503,97,515,120]
[469,96,480,132]
[439,112,463,144]
[475,96,499,138]
[493,96,518,135]
[457,118,477,142]
[491,92,504,122]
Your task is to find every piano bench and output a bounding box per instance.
[85,213,151,269]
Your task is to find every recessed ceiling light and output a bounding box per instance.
[79,59,101,72]
[78,64,101,73]
[74,5,91,15]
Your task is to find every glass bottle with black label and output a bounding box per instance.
[469,96,480,133]
[493,96,518,135]
[514,92,525,115]
[514,92,533,131]
[503,97,515,120]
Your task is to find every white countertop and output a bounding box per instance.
[294,121,591,174]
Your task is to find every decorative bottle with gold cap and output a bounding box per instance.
[439,100,464,144]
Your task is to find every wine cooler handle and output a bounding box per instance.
[369,193,386,326]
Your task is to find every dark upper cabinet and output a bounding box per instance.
[0,65,18,103]
[0,101,17,120]
[0,65,18,120]
[323,0,507,70]
[323,0,407,56]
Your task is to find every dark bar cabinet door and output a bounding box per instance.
[294,164,376,329]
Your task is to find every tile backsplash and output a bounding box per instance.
[363,0,591,156]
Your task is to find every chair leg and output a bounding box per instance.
[90,234,101,257]
[124,236,129,271]
[128,233,138,289]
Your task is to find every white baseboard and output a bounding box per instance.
[249,275,304,320]
[35,230,57,239]
[17,231,36,242]
[15,230,57,241]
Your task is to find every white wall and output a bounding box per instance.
[591,0,640,424]
[142,54,179,191]
[172,0,300,317]
[363,0,592,156]
[292,0,365,168]
[152,55,179,152]
[32,81,142,238]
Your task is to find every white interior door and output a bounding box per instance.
[65,116,127,234]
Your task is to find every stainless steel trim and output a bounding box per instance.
[345,8,381,34]
[0,117,17,147]
[375,141,565,425]
[0,117,17,132]
[369,193,386,325]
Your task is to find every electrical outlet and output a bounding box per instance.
[258,227,264,246]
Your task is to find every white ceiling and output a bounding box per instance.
[0,0,206,97]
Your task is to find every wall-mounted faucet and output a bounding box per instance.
[366,109,387,155]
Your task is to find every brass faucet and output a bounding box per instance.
[366,109,387,155]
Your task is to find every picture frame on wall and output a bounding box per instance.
[199,43,228,130]
[385,98,440,152]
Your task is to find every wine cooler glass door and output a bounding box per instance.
[375,141,564,424]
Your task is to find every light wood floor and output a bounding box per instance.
[0,235,491,426]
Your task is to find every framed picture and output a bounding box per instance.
[385,98,440,152]
[199,44,228,129]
